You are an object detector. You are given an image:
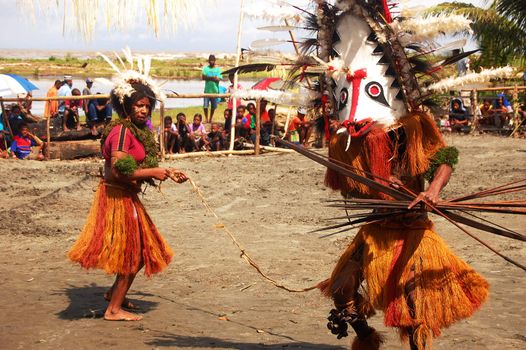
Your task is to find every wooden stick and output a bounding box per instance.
[461,86,526,92]
[255,99,261,155]
[282,106,292,139]
[45,115,51,159]
[159,101,165,160]
[165,149,254,159]
[242,143,294,153]
[229,0,245,151]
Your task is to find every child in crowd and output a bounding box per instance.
[223,108,233,137]
[176,113,191,153]
[208,123,224,151]
[189,113,210,151]
[10,123,45,160]
[63,88,83,131]
[0,131,9,159]
[163,116,178,154]
[439,115,452,134]
[286,107,313,147]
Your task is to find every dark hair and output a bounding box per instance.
[208,54,216,60]
[18,123,29,130]
[111,83,157,118]
[224,108,232,115]
[176,112,185,119]
[72,88,81,96]
[164,116,173,123]
[247,102,255,109]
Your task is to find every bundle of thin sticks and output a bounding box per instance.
[276,139,526,272]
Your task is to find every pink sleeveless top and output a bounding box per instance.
[103,125,146,164]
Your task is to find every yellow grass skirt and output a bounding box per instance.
[68,182,173,276]
[321,218,488,345]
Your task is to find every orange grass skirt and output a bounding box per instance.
[321,218,488,346]
[68,182,173,276]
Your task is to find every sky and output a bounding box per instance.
[0,0,487,54]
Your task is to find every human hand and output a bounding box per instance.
[150,168,170,181]
[168,169,188,183]
[389,176,403,189]
[408,190,440,211]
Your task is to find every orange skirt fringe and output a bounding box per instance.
[68,182,173,276]
[321,218,488,347]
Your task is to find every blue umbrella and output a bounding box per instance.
[0,74,39,97]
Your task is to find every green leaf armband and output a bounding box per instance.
[424,146,459,182]
[114,155,138,176]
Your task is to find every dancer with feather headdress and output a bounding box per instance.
[68,51,188,321]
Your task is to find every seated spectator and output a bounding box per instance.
[208,123,224,151]
[17,92,39,123]
[86,93,113,136]
[233,113,249,149]
[9,123,45,160]
[163,116,178,154]
[259,100,271,145]
[0,131,9,159]
[1,104,11,133]
[189,114,210,151]
[478,99,493,125]
[9,104,26,134]
[223,108,233,137]
[175,113,192,153]
[439,115,452,134]
[491,95,512,128]
[286,107,313,146]
[518,96,526,119]
[63,88,83,131]
[449,98,469,133]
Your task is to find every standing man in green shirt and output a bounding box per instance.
[202,54,222,123]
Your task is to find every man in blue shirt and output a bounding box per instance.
[202,54,222,123]
[58,75,73,131]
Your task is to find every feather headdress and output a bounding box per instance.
[98,48,166,105]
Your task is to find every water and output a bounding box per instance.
[21,77,257,115]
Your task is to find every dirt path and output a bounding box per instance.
[0,135,525,350]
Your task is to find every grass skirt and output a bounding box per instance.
[68,182,173,276]
[320,218,488,346]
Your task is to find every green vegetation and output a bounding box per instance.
[0,56,277,80]
[428,1,526,67]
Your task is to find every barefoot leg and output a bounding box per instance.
[104,274,142,321]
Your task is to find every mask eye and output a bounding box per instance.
[339,88,349,111]
[365,82,390,107]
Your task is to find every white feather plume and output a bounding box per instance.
[391,14,472,43]
[425,67,515,93]
[97,51,121,75]
[244,1,301,23]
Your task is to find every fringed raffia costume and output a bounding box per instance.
[320,113,488,349]
[69,124,173,277]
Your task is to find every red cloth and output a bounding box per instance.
[103,125,146,164]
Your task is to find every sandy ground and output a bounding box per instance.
[0,135,525,350]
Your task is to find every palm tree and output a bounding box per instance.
[428,1,526,67]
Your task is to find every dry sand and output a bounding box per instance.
[0,134,525,350]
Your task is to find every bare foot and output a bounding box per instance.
[104,308,142,321]
[76,126,82,131]
[63,127,70,132]
[104,291,139,310]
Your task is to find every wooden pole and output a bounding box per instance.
[470,89,479,134]
[166,149,254,159]
[0,93,231,102]
[45,115,51,159]
[282,107,292,139]
[255,99,261,155]
[159,101,165,160]
[229,0,245,151]
[510,85,520,137]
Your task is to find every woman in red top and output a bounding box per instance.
[69,82,187,321]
